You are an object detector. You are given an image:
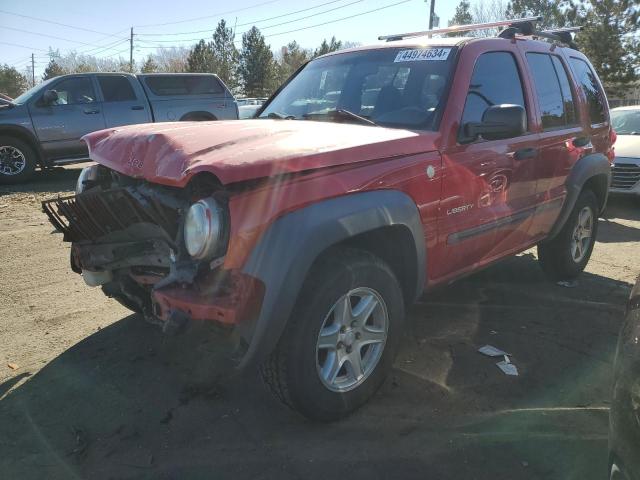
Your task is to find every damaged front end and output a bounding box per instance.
[42,166,263,339]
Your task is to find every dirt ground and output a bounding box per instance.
[1,166,639,480]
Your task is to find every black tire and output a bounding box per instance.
[538,189,600,280]
[261,247,405,421]
[0,136,37,184]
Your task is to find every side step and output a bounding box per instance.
[52,157,91,166]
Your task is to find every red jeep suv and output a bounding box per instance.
[44,20,614,421]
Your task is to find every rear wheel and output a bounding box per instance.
[0,136,36,184]
[538,189,599,280]
[261,248,404,421]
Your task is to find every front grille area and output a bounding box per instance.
[43,188,179,243]
[611,162,640,190]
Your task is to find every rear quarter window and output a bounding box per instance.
[569,57,607,125]
[144,75,224,96]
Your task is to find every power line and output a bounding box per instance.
[137,0,348,36]
[258,0,412,39]
[0,25,125,48]
[0,41,48,52]
[134,0,281,28]
[0,8,118,37]
[138,0,363,42]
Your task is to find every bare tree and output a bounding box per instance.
[471,0,508,36]
[151,47,190,73]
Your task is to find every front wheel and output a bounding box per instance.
[261,248,405,421]
[538,189,600,280]
[0,136,36,184]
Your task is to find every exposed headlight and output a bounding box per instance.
[184,198,223,260]
[76,165,99,194]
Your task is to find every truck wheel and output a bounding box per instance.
[538,189,599,280]
[0,136,37,184]
[261,247,404,421]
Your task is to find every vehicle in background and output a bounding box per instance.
[0,72,238,184]
[609,275,640,480]
[44,18,614,421]
[610,106,640,196]
[237,97,267,119]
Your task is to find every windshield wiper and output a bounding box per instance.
[266,111,296,120]
[303,109,378,126]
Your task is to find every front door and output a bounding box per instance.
[29,76,105,160]
[433,50,540,281]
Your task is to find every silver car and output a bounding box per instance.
[611,106,640,196]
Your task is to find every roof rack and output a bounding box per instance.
[378,17,582,49]
[378,16,542,41]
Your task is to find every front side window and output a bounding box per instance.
[526,53,576,129]
[49,77,96,105]
[570,57,607,125]
[98,75,137,102]
[260,47,458,130]
[461,52,526,127]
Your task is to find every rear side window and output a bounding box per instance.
[526,53,576,129]
[461,52,526,126]
[569,57,607,125]
[144,75,224,96]
[98,75,136,102]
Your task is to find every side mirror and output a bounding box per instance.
[43,89,59,105]
[464,104,526,141]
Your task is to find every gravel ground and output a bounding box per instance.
[1,166,639,480]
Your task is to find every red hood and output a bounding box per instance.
[83,120,438,186]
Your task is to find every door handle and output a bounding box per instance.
[131,105,144,110]
[83,109,100,114]
[514,147,538,161]
[573,136,591,148]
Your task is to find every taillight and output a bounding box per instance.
[610,128,617,145]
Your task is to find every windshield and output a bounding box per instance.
[611,109,640,135]
[12,78,54,105]
[260,46,457,130]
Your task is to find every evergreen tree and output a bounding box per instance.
[0,65,29,98]
[212,19,240,91]
[141,55,158,73]
[42,59,66,80]
[571,0,639,96]
[448,1,474,36]
[313,37,342,58]
[240,27,276,97]
[276,41,310,84]
[187,39,215,73]
[506,0,566,28]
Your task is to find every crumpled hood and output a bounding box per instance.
[614,134,640,160]
[83,120,437,186]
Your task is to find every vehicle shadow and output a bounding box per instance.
[604,195,640,222]
[0,166,83,198]
[0,253,631,480]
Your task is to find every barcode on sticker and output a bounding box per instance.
[394,48,451,62]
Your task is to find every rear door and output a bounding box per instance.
[521,49,585,238]
[96,74,152,127]
[29,75,105,160]
[434,47,540,281]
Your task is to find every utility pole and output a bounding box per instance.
[31,53,35,87]
[129,27,134,73]
[428,0,436,29]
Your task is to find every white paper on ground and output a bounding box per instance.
[478,345,509,357]
[496,356,519,376]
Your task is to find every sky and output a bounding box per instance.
[0,0,458,80]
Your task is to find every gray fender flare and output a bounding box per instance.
[546,152,611,242]
[238,190,426,369]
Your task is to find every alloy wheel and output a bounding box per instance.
[0,146,26,176]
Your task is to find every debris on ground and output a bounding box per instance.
[478,345,509,357]
[496,355,519,376]
[557,280,578,288]
[478,346,519,376]
[7,363,19,370]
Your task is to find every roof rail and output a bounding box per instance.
[378,16,542,41]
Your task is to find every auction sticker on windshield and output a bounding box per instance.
[394,48,451,62]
